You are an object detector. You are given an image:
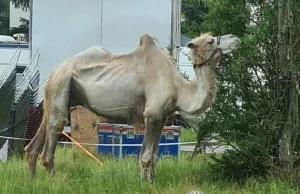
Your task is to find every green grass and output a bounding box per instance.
[180,128,197,143]
[0,146,298,194]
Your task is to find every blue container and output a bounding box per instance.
[97,123,181,158]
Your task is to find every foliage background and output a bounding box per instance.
[0,0,10,35]
[181,0,300,182]
[0,0,29,38]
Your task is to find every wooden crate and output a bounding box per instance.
[70,105,107,155]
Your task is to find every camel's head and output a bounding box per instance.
[186,32,241,67]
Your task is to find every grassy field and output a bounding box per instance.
[0,145,298,194]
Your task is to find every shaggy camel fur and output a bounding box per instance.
[24,32,240,182]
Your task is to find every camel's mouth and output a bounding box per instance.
[220,38,241,55]
[228,38,241,50]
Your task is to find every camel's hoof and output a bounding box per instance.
[28,166,37,179]
[141,168,155,183]
[50,169,56,177]
[29,173,36,179]
[41,160,55,177]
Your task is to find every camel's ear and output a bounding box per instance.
[186,41,196,49]
[200,32,212,36]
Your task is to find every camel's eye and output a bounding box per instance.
[207,39,214,44]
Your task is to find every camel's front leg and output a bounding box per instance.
[140,109,166,183]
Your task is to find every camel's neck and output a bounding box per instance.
[176,65,217,115]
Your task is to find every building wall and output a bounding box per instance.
[31,0,173,95]
[101,0,171,53]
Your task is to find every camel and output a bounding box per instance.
[24,32,240,182]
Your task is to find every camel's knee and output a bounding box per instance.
[140,152,159,167]
[143,108,164,124]
[48,117,68,133]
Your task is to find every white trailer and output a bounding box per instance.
[0,35,29,76]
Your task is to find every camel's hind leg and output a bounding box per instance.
[41,113,68,176]
[24,120,46,178]
[39,76,71,176]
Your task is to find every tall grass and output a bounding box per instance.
[0,146,298,194]
[180,128,197,143]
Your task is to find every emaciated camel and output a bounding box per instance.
[24,32,240,182]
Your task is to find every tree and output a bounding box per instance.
[0,0,10,35]
[11,0,30,12]
[181,0,208,37]
[277,0,300,173]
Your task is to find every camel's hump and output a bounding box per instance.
[139,34,162,48]
[139,34,156,46]
[138,34,169,54]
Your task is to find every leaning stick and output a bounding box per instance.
[61,131,104,166]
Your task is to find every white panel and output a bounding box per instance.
[101,0,172,53]
[0,48,29,65]
[31,0,103,83]
[179,47,195,81]
[0,48,29,75]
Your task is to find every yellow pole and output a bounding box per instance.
[61,131,104,166]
